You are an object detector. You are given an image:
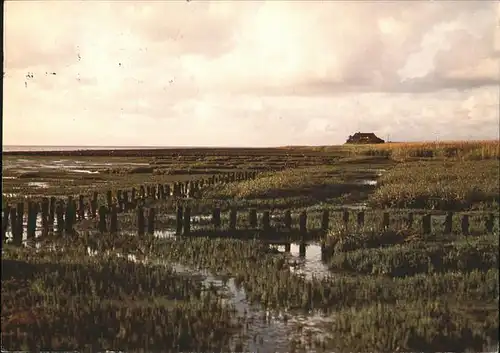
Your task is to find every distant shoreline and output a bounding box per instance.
[1,146,316,157]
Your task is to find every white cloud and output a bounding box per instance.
[3,1,499,146]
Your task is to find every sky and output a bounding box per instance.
[3,0,500,147]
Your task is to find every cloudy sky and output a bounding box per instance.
[3,1,500,147]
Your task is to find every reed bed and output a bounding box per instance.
[369,159,500,210]
[350,140,500,161]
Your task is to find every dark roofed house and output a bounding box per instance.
[345,132,385,144]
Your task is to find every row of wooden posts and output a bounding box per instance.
[3,196,495,245]
[131,207,497,237]
[1,171,259,244]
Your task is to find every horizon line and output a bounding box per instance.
[3,138,500,148]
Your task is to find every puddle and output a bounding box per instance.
[2,176,17,180]
[69,169,100,174]
[269,243,331,280]
[119,229,178,239]
[27,181,50,188]
[4,158,149,173]
[2,193,19,198]
[355,179,377,186]
[343,203,368,210]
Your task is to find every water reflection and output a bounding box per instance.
[269,242,331,280]
[5,238,333,352]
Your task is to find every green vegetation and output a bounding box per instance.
[2,142,499,351]
[2,245,241,351]
[369,160,500,210]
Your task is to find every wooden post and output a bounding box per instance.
[461,214,470,236]
[229,208,237,230]
[91,192,98,218]
[165,184,171,198]
[10,207,19,245]
[284,210,292,230]
[299,211,307,238]
[443,212,453,234]
[131,188,137,208]
[485,213,494,233]
[147,207,155,235]
[106,190,113,209]
[262,211,270,232]
[357,211,365,227]
[136,206,144,236]
[71,198,77,224]
[320,241,327,261]
[16,202,24,242]
[140,185,146,199]
[98,206,107,233]
[110,205,118,234]
[49,196,56,225]
[194,181,199,196]
[188,181,194,198]
[406,212,414,228]
[117,190,123,212]
[212,207,221,229]
[183,206,191,235]
[321,209,329,234]
[382,212,390,230]
[27,201,37,240]
[65,199,74,233]
[299,242,306,257]
[249,209,257,228]
[422,214,432,235]
[78,195,85,221]
[122,190,129,211]
[157,184,163,200]
[342,210,349,229]
[41,197,49,235]
[285,243,291,252]
[176,204,183,235]
[55,201,64,235]
[2,204,11,242]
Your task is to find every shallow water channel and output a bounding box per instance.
[5,232,334,352]
[171,262,333,352]
[141,246,334,353]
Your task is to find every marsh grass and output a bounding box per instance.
[141,235,498,351]
[370,160,500,210]
[202,158,389,202]
[348,140,500,161]
[2,230,498,352]
[2,145,499,352]
[326,300,498,352]
[328,234,498,276]
[1,244,242,351]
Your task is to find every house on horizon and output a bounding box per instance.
[345,132,385,144]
